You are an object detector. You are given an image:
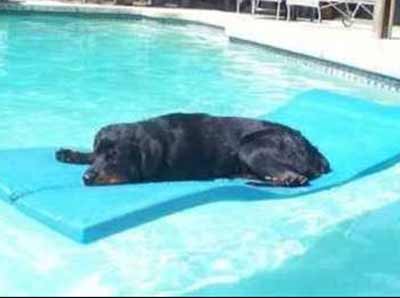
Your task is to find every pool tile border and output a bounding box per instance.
[230,37,400,92]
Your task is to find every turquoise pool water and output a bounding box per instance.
[0,11,400,296]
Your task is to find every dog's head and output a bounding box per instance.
[83,139,141,186]
[83,124,164,186]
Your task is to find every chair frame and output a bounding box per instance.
[237,0,285,20]
[285,0,375,25]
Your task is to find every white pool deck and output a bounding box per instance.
[1,0,400,81]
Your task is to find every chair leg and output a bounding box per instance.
[352,3,361,18]
[236,0,241,13]
[362,4,374,17]
[287,4,291,21]
[276,1,281,20]
[317,5,322,22]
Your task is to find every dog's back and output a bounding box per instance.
[139,113,329,182]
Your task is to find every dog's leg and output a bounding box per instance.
[238,137,309,187]
[56,148,94,165]
[243,159,309,187]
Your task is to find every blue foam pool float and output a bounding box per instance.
[1,89,400,243]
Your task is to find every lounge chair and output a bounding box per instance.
[286,0,375,24]
[347,0,375,18]
[237,0,286,20]
[286,0,321,21]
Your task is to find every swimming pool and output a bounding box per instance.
[0,11,400,296]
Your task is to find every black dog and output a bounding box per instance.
[56,113,330,187]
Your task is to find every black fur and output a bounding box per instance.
[56,113,330,187]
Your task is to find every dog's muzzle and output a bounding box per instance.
[83,170,97,186]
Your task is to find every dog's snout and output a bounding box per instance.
[83,170,97,186]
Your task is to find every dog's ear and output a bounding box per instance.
[138,137,164,180]
[240,129,275,146]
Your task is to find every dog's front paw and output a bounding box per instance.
[279,172,309,187]
[56,148,74,163]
